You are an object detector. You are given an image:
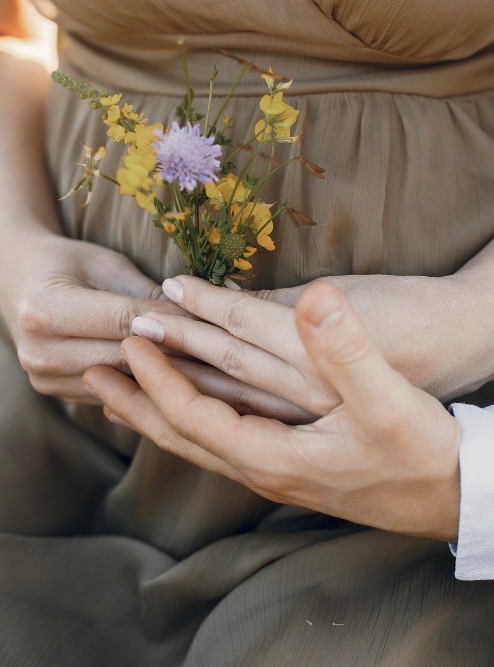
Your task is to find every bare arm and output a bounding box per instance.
[0,17,190,403]
[0,4,61,247]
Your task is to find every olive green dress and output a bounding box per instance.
[2,0,494,664]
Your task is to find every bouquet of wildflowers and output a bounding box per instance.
[52,45,324,285]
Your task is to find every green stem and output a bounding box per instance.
[179,40,193,113]
[204,67,217,136]
[206,244,221,279]
[207,64,248,137]
[99,173,119,186]
[227,118,271,162]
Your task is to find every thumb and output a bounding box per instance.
[295,283,405,410]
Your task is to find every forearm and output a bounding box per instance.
[328,272,494,401]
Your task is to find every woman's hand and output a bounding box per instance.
[129,276,340,421]
[83,282,461,541]
[0,234,188,404]
[251,269,494,403]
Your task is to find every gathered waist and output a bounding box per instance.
[61,31,494,100]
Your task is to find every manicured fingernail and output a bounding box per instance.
[132,316,165,342]
[224,278,242,291]
[83,383,99,398]
[162,278,184,304]
[310,292,344,328]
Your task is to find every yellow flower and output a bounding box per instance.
[103,103,126,142]
[206,174,251,210]
[106,125,126,142]
[163,221,176,234]
[230,201,271,229]
[261,68,276,90]
[93,146,107,162]
[208,227,222,245]
[255,92,300,144]
[103,104,121,125]
[135,191,157,214]
[117,152,156,196]
[100,94,122,107]
[243,246,257,258]
[230,202,276,252]
[162,208,190,223]
[234,258,252,271]
[234,244,258,271]
[257,229,276,251]
[261,67,294,94]
[121,103,144,123]
[126,123,164,153]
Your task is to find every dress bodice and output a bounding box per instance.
[35,0,494,63]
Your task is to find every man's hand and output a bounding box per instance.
[84,282,461,541]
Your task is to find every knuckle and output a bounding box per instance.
[218,342,244,378]
[18,344,61,376]
[329,328,371,367]
[18,346,45,374]
[17,296,52,335]
[230,387,255,415]
[112,302,140,340]
[223,299,247,337]
[28,374,55,396]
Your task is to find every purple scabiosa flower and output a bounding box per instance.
[153,122,222,192]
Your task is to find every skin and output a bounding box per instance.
[0,5,190,404]
[0,0,27,38]
[83,280,461,541]
[3,0,494,418]
[0,0,479,542]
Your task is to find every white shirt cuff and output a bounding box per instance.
[450,403,494,580]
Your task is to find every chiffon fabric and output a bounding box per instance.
[2,1,494,664]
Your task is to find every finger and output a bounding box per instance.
[131,313,308,408]
[162,275,306,363]
[295,283,408,411]
[168,356,316,424]
[118,337,290,463]
[24,285,193,341]
[28,373,103,403]
[18,338,130,377]
[83,365,242,478]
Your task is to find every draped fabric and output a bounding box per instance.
[2,1,494,664]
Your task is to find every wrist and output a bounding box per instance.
[446,270,494,388]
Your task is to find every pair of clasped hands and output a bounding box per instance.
[8,236,460,541]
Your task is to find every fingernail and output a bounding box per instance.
[83,382,99,398]
[162,278,184,304]
[310,292,345,328]
[132,316,165,342]
[224,278,242,291]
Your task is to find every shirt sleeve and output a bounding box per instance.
[449,403,494,580]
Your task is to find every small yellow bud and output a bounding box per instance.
[163,222,176,234]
